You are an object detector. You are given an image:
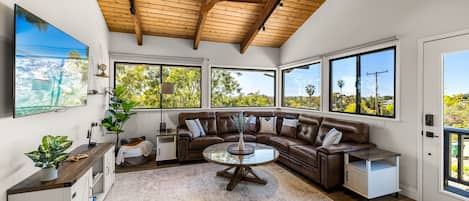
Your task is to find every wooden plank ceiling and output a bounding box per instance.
[98,0,325,53]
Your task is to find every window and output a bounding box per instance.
[211,68,276,107]
[329,47,396,118]
[443,50,469,194]
[282,63,321,110]
[114,62,201,109]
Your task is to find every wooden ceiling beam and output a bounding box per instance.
[193,0,221,49]
[129,0,143,46]
[226,0,265,3]
[193,0,264,49]
[240,0,279,54]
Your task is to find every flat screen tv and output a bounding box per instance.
[14,5,89,118]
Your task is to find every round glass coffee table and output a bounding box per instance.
[203,142,279,191]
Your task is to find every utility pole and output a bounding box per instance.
[366,70,388,115]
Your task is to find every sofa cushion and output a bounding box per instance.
[244,115,258,134]
[216,112,240,134]
[270,136,307,152]
[256,133,275,144]
[189,136,224,150]
[316,118,369,146]
[297,114,322,144]
[280,118,298,138]
[275,112,299,134]
[179,112,218,135]
[290,145,318,167]
[221,133,256,142]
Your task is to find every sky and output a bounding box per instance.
[15,6,88,59]
[231,69,275,96]
[332,49,395,97]
[444,51,469,95]
[284,63,321,97]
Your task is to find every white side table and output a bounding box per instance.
[155,131,177,163]
[344,148,401,199]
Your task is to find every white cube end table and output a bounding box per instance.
[344,148,401,200]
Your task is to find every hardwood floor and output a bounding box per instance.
[116,155,414,201]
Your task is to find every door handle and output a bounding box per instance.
[426,131,439,138]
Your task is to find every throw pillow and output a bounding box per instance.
[185,119,206,138]
[321,128,343,147]
[259,116,277,134]
[244,115,257,133]
[194,119,206,137]
[280,118,299,138]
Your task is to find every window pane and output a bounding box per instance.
[444,51,469,128]
[330,57,357,113]
[162,66,201,108]
[115,63,160,108]
[360,49,395,117]
[450,133,459,179]
[211,68,275,107]
[282,63,321,110]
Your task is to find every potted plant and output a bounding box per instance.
[25,135,73,181]
[101,86,136,153]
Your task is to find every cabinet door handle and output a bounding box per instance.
[72,192,76,199]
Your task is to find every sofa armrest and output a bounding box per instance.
[177,128,192,140]
[318,142,375,154]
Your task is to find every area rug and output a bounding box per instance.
[104,163,333,201]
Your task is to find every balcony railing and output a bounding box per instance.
[444,127,469,197]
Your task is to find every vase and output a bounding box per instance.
[238,132,245,150]
[41,168,58,181]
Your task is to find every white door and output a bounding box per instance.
[423,33,469,201]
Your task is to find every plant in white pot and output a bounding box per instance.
[25,135,73,181]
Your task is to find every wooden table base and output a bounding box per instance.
[216,166,267,191]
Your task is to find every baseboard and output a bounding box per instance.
[400,183,418,200]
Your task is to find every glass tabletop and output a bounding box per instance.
[203,142,279,166]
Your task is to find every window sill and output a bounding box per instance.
[323,111,401,122]
[280,107,400,122]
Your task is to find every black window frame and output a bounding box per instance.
[113,61,202,109]
[281,62,321,111]
[210,67,277,108]
[328,46,397,118]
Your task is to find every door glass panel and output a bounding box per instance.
[450,133,459,179]
[444,50,469,192]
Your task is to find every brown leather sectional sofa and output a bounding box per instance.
[177,111,374,190]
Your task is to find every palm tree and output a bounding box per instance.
[305,84,315,107]
[337,80,345,111]
[17,6,48,31]
[337,80,345,95]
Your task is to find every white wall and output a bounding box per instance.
[280,0,469,199]
[0,1,110,200]
[109,32,281,143]
[110,32,280,68]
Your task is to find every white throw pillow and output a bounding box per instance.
[185,119,206,138]
[259,117,277,134]
[194,119,206,137]
[322,128,343,146]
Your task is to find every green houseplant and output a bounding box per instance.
[25,135,73,181]
[101,86,136,152]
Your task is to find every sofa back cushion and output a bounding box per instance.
[243,111,275,134]
[316,117,369,146]
[296,114,322,144]
[178,112,218,135]
[216,112,240,134]
[275,112,299,135]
